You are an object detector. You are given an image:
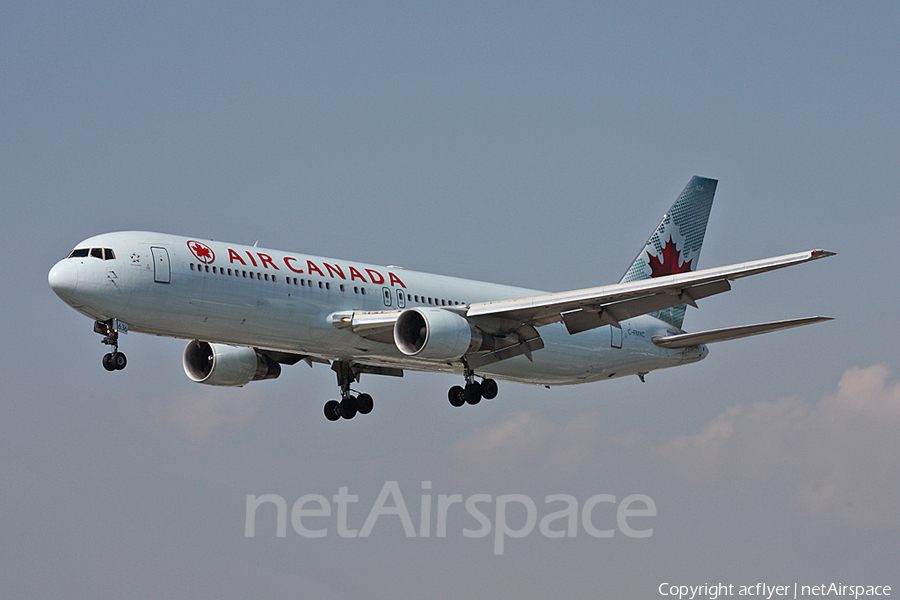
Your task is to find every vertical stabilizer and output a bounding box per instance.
[620,176,717,328]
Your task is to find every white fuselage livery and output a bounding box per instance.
[49,231,704,386]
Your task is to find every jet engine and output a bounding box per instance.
[183,341,281,386]
[393,308,492,360]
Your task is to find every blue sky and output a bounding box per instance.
[2,2,898,598]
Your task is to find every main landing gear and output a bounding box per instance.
[324,361,375,422]
[448,366,498,408]
[95,319,127,372]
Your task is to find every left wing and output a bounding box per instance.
[330,249,835,368]
[465,249,835,335]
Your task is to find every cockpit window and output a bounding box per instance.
[68,248,116,260]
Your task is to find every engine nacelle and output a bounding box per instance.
[393,308,490,360]
[183,341,281,387]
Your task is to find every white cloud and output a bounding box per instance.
[445,365,900,530]
[663,364,900,529]
[148,387,264,448]
[445,409,647,493]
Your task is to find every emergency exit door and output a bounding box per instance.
[611,326,623,349]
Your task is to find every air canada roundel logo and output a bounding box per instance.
[187,240,215,264]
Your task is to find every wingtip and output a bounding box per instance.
[811,249,837,259]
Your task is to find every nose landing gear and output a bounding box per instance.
[95,319,127,371]
[102,351,127,371]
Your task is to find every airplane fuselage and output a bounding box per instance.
[49,231,705,386]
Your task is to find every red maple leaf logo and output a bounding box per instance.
[647,235,692,277]
[187,241,215,264]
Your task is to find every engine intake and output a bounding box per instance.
[393,308,491,360]
[183,341,281,386]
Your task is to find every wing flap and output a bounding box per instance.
[465,336,545,370]
[561,279,734,334]
[652,316,834,348]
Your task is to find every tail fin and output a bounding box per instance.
[620,176,717,328]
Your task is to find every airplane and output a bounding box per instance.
[48,176,834,422]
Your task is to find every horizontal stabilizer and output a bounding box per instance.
[652,316,834,348]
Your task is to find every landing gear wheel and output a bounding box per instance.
[328,361,375,420]
[102,353,116,371]
[340,396,358,419]
[112,352,127,370]
[448,385,465,407]
[464,382,482,405]
[481,378,498,400]
[324,400,341,421]
[356,393,374,415]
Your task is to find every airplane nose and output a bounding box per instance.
[48,259,78,301]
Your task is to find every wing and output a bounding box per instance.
[331,249,835,369]
[465,249,835,335]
